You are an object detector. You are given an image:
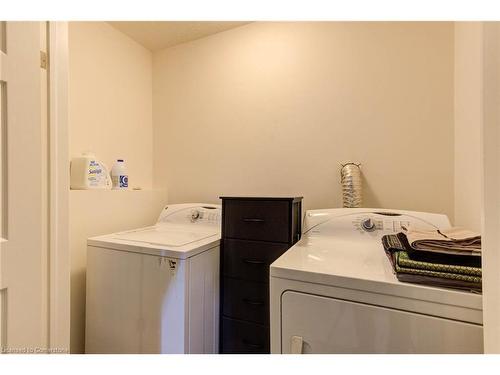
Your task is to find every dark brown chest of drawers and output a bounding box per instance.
[219,196,303,354]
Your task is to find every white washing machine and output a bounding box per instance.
[270,208,483,354]
[85,203,221,354]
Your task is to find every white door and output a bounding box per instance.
[0,21,50,353]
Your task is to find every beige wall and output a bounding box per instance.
[153,22,455,217]
[454,22,482,232]
[69,21,153,188]
[68,22,167,353]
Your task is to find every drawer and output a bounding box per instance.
[221,317,269,354]
[223,200,290,242]
[223,277,269,324]
[223,239,289,282]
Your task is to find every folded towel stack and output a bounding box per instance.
[405,227,481,256]
[382,228,482,293]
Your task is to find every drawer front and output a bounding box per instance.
[222,317,269,354]
[223,277,269,324]
[223,239,289,282]
[223,200,290,242]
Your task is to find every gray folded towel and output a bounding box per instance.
[403,227,481,256]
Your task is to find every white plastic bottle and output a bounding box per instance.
[111,159,129,190]
[70,152,112,190]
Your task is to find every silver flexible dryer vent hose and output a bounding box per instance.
[340,163,362,208]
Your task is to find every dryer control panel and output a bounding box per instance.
[304,208,451,239]
[355,214,411,233]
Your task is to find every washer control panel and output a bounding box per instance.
[190,208,221,223]
[157,204,221,225]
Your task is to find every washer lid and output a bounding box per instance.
[112,225,218,247]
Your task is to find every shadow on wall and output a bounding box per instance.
[362,170,382,209]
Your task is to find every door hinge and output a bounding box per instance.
[40,51,47,70]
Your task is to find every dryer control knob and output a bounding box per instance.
[361,218,376,232]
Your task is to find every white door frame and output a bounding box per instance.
[47,21,70,353]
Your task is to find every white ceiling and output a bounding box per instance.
[108,21,250,51]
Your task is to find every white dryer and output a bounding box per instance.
[270,208,483,354]
[85,203,221,354]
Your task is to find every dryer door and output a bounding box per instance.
[281,291,483,353]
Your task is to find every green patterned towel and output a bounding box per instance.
[396,250,481,277]
[394,251,482,284]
